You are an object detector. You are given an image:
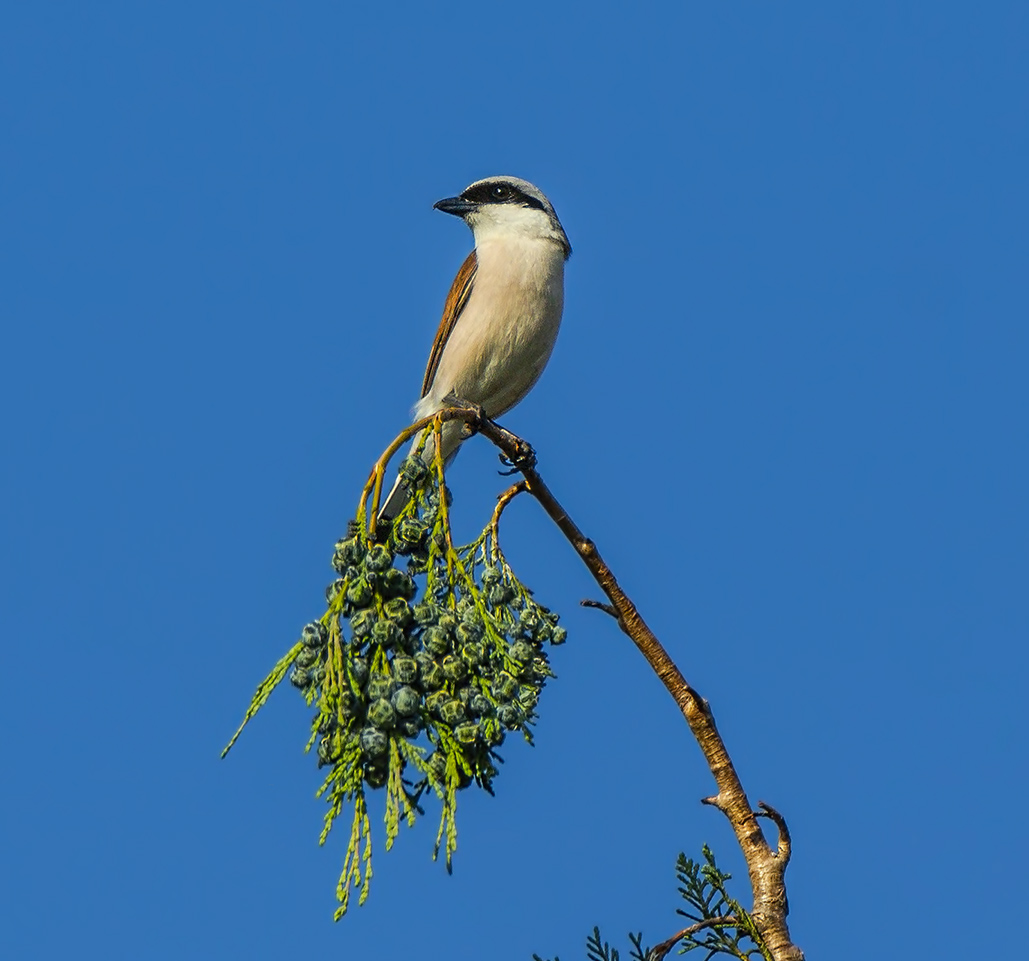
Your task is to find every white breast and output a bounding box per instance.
[417,234,566,430]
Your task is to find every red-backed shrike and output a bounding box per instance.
[380,175,570,518]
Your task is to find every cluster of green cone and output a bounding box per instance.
[298,517,565,791]
[222,426,566,919]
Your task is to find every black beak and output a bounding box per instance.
[433,196,477,217]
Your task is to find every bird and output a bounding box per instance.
[378,175,571,520]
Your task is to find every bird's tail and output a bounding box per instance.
[377,472,411,522]
[376,423,463,523]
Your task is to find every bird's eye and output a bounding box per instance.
[491,184,513,200]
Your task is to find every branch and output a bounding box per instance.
[756,802,792,865]
[489,480,528,543]
[433,404,804,961]
[647,917,738,961]
[580,598,619,620]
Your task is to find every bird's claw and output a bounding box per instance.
[498,440,537,475]
[443,393,486,439]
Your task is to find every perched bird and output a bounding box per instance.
[379,175,571,518]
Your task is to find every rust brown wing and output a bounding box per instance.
[421,250,477,398]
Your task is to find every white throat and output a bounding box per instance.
[466,205,569,257]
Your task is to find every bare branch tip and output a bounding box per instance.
[647,917,738,961]
[496,479,528,500]
[581,598,619,619]
[756,800,792,859]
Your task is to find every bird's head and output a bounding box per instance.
[434,175,571,258]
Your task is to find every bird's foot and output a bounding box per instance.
[498,438,537,475]
[442,393,487,439]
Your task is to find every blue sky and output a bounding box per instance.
[2,3,1026,959]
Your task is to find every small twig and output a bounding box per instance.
[431,418,454,555]
[484,481,527,567]
[581,598,619,619]
[647,916,739,961]
[701,793,727,811]
[490,481,528,533]
[756,802,792,865]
